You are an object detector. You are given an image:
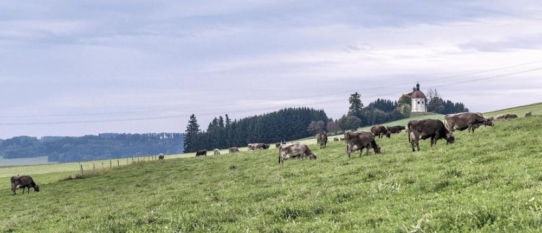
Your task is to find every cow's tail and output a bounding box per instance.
[407,122,412,143]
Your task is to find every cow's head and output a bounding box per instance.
[445,133,455,144]
[484,119,494,127]
[385,132,391,138]
[374,146,381,154]
[34,185,40,192]
[309,153,317,160]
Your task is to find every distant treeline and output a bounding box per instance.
[0,133,183,163]
[183,108,328,152]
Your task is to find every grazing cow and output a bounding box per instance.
[248,143,268,151]
[213,149,220,155]
[407,119,455,152]
[490,114,518,121]
[387,125,406,134]
[228,147,239,153]
[11,175,40,195]
[278,143,317,165]
[525,112,532,117]
[344,131,381,158]
[333,138,339,142]
[275,143,281,148]
[158,153,165,160]
[316,132,328,149]
[195,150,207,157]
[339,138,345,141]
[370,125,391,139]
[444,112,493,133]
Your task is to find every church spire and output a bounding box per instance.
[416,82,420,91]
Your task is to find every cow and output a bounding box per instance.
[387,125,406,134]
[316,132,328,149]
[228,147,239,153]
[158,153,165,160]
[344,131,381,158]
[275,143,281,148]
[11,175,40,195]
[278,143,317,165]
[370,125,390,139]
[333,138,339,142]
[444,112,493,133]
[490,114,518,121]
[195,150,207,157]
[339,138,345,141]
[525,112,532,117]
[213,149,220,155]
[248,143,268,151]
[407,119,455,152]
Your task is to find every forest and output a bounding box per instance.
[0,133,183,163]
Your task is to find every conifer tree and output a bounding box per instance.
[183,114,200,153]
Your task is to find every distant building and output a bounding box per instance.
[410,82,427,113]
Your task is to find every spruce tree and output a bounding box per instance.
[183,114,200,153]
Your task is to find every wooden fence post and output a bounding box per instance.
[93,163,96,174]
[80,164,83,176]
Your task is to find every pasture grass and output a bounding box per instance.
[1,115,542,232]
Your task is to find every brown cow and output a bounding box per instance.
[344,131,381,158]
[490,114,518,121]
[316,132,328,149]
[387,125,406,134]
[408,119,454,152]
[248,143,269,151]
[158,153,165,160]
[228,147,239,153]
[195,150,207,157]
[444,112,493,133]
[278,143,317,165]
[339,138,345,141]
[370,125,390,139]
[11,175,40,195]
[333,138,339,142]
[525,112,532,117]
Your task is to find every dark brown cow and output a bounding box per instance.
[228,147,239,153]
[344,131,381,158]
[339,138,345,141]
[408,119,454,152]
[278,143,317,165]
[370,125,390,139]
[387,125,406,134]
[525,112,532,117]
[333,138,339,142]
[195,150,207,157]
[11,175,40,195]
[158,153,165,160]
[316,132,328,149]
[444,112,493,133]
[275,143,281,148]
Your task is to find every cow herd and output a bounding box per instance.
[191,111,529,165]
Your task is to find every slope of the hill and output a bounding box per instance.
[1,116,542,232]
[485,102,542,117]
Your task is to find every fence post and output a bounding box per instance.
[93,163,96,174]
[117,160,119,167]
[110,160,112,168]
[127,158,128,165]
[102,162,104,169]
[80,164,83,176]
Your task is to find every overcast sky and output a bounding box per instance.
[1,1,542,139]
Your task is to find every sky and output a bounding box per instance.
[1,1,542,139]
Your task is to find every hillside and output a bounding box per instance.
[484,102,542,117]
[1,114,542,232]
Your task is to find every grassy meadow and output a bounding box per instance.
[1,110,542,232]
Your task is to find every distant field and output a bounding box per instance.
[1,115,542,232]
[0,156,54,167]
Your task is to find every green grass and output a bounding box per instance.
[2,114,542,232]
